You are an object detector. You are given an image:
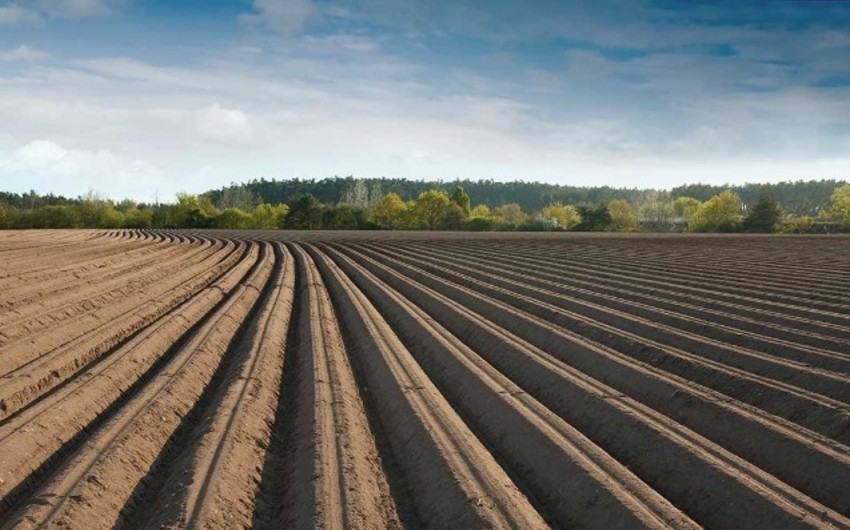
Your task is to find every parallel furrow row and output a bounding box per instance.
[0,230,848,530]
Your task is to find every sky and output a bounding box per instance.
[0,0,849,201]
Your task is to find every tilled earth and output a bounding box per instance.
[0,229,849,529]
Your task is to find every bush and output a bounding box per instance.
[462,217,497,231]
[516,221,547,232]
[778,215,815,234]
[216,207,255,229]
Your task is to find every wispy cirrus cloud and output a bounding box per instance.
[0,0,127,24]
[0,44,50,61]
[0,3,39,24]
[241,0,319,34]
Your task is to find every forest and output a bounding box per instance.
[203,177,845,217]
[1,178,849,233]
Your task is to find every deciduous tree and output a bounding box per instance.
[122,207,154,228]
[252,203,289,229]
[689,191,743,232]
[371,192,408,229]
[636,191,675,230]
[828,184,850,227]
[607,199,638,231]
[494,203,528,227]
[541,202,581,230]
[217,207,255,229]
[673,197,701,221]
[414,190,451,230]
[469,204,491,218]
[166,193,218,228]
[217,186,259,211]
[78,191,124,228]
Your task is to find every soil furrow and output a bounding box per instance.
[446,239,850,325]
[314,244,700,529]
[0,242,272,530]
[0,242,247,419]
[342,242,850,517]
[385,243,850,391]
[0,239,257,512]
[313,243,549,529]
[420,241,850,346]
[0,235,194,312]
[373,243,850,429]
[2,230,849,530]
[467,240,850,315]
[0,239,224,343]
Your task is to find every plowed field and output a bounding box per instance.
[1,229,849,529]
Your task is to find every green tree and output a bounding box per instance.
[342,179,372,207]
[493,203,528,227]
[778,215,815,234]
[216,186,260,211]
[673,197,702,221]
[689,191,743,232]
[41,205,81,228]
[122,207,154,228]
[116,198,139,212]
[827,184,850,227]
[636,191,675,230]
[370,192,408,229]
[541,202,581,230]
[78,191,124,228]
[400,200,419,229]
[462,217,497,231]
[217,207,255,229]
[414,189,451,230]
[449,186,471,217]
[323,204,368,230]
[575,204,612,231]
[441,203,467,230]
[166,193,218,228]
[607,199,639,231]
[743,190,782,233]
[285,194,325,229]
[469,204,491,218]
[252,203,289,229]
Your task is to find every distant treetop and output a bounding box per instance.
[200,177,846,217]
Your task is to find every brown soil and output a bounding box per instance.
[1,229,849,530]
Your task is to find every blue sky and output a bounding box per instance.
[0,0,849,200]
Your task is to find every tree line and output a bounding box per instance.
[201,177,846,217]
[2,183,850,233]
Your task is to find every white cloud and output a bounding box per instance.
[0,39,847,201]
[0,45,50,62]
[0,139,161,198]
[3,139,159,179]
[242,0,318,34]
[195,104,254,144]
[0,3,39,24]
[304,34,380,53]
[0,0,124,23]
[34,0,126,17]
